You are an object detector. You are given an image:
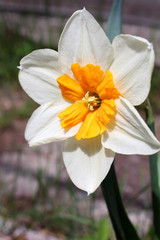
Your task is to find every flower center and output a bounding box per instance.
[57,63,122,140]
[76,91,101,111]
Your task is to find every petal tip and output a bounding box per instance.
[28,140,34,147]
[77,7,87,15]
[17,66,22,70]
[28,142,33,147]
[147,42,153,51]
[73,6,89,17]
[28,141,40,147]
[87,189,95,195]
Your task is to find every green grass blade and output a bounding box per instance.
[146,99,160,239]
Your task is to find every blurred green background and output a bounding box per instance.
[0,0,160,239]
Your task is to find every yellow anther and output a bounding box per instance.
[76,91,101,111]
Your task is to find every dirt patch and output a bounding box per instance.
[0,119,27,151]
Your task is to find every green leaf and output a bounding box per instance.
[82,236,93,240]
[101,0,140,239]
[145,99,160,239]
[82,218,110,240]
[106,0,122,42]
[97,218,110,240]
[157,152,160,189]
[101,164,140,240]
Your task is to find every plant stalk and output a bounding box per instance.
[145,99,160,239]
[101,163,140,240]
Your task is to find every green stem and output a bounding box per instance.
[101,163,140,240]
[145,99,160,239]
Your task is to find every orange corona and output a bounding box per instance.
[57,63,121,140]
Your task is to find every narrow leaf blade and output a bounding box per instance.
[106,0,122,42]
[102,0,140,238]
[146,99,160,238]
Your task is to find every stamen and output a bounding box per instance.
[76,91,101,111]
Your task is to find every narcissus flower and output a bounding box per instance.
[18,9,160,194]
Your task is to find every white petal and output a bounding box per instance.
[25,100,81,146]
[102,97,160,155]
[110,34,155,106]
[58,8,114,77]
[63,136,115,194]
[19,49,62,104]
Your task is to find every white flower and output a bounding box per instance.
[18,9,160,194]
